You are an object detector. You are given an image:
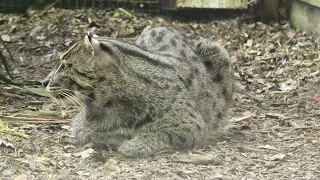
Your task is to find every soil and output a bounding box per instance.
[0,8,319,180]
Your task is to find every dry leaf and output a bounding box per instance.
[257,145,278,151]
[73,148,95,159]
[287,30,296,39]
[269,153,286,161]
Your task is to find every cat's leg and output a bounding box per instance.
[72,109,128,150]
[118,105,207,157]
[71,108,92,145]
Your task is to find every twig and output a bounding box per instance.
[0,52,13,79]
[0,36,15,63]
[0,115,71,124]
[246,93,263,103]
[0,91,25,99]
[256,56,283,61]
[39,0,61,16]
[257,125,320,132]
[284,136,319,141]
[4,120,70,124]
[230,112,256,122]
[237,146,265,153]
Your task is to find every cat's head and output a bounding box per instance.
[43,33,120,106]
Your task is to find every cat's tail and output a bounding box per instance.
[194,38,234,103]
[194,39,235,141]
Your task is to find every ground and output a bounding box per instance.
[0,8,319,180]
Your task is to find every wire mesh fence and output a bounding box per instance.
[0,0,161,13]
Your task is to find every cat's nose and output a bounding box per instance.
[41,79,50,87]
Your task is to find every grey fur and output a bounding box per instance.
[44,27,234,157]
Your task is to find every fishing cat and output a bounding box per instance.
[44,27,234,157]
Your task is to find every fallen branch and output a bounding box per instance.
[0,50,13,79]
[284,136,319,141]
[39,0,61,16]
[0,115,71,124]
[0,36,15,63]
[256,125,320,132]
[230,112,256,122]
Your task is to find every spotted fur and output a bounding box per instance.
[43,27,234,157]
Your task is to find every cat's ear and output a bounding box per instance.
[84,32,100,51]
[84,33,110,61]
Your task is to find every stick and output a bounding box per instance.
[39,0,61,16]
[0,115,71,124]
[256,125,320,132]
[0,36,15,63]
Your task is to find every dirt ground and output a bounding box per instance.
[0,8,319,180]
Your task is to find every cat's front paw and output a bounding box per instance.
[118,140,153,157]
[72,123,91,145]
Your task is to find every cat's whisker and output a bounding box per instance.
[60,92,84,108]
[56,95,66,107]
[46,86,92,110]
[48,87,86,109]
[63,90,94,103]
[49,87,93,101]
[46,86,62,93]
[68,94,85,108]
[75,78,95,89]
[47,86,61,90]
[48,87,82,97]
[56,92,77,107]
[62,89,91,100]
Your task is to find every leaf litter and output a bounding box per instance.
[0,7,319,179]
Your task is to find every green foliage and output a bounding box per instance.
[0,74,18,86]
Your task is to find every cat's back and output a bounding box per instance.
[135,27,197,62]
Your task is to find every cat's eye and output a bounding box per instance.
[61,60,73,69]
